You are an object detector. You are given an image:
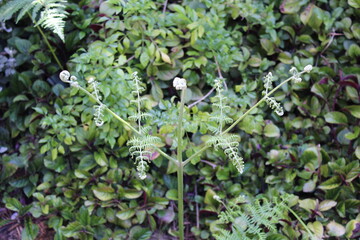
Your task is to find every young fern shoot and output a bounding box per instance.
[207,78,244,174]
[127,72,161,179]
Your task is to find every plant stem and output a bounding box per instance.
[287,207,316,240]
[27,13,63,70]
[177,89,186,240]
[76,85,178,165]
[183,72,305,167]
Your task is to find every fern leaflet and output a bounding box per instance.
[214,195,290,240]
[0,0,68,42]
[207,134,244,174]
[263,72,284,116]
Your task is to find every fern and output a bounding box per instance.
[207,78,243,173]
[0,0,68,42]
[214,195,290,240]
[263,72,284,116]
[208,78,233,134]
[127,72,161,179]
[127,132,161,179]
[207,134,244,174]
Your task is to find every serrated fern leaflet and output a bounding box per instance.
[0,0,68,42]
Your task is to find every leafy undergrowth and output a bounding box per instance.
[0,0,359,239]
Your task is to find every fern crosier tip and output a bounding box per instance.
[173,77,187,90]
[59,70,79,87]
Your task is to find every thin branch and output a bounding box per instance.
[188,87,215,108]
[113,55,135,68]
[163,0,168,14]
[214,55,227,90]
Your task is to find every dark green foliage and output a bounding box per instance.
[1,0,360,239]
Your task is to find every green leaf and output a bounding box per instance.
[300,4,324,31]
[308,221,324,239]
[327,221,345,237]
[319,200,337,211]
[344,105,360,118]
[345,220,360,238]
[355,146,360,159]
[264,123,280,137]
[299,198,316,211]
[348,44,360,58]
[123,189,143,199]
[116,208,135,220]
[165,189,178,200]
[13,94,29,102]
[248,56,261,67]
[5,198,23,211]
[78,206,90,226]
[348,0,360,8]
[140,52,150,67]
[14,38,32,54]
[260,38,275,55]
[318,176,342,190]
[94,151,108,167]
[156,65,181,81]
[93,186,115,201]
[324,111,348,124]
[204,189,218,206]
[21,218,39,240]
[278,52,293,64]
[267,234,288,240]
[129,226,152,240]
[62,222,82,238]
[280,0,307,14]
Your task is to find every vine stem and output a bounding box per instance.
[287,207,316,240]
[27,13,63,70]
[182,71,306,167]
[177,89,186,240]
[75,85,177,165]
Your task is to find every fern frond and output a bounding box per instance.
[209,78,233,134]
[127,134,161,179]
[0,0,68,42]
[0,0,33,21]
[207,134,244,174]
[128,112,152,122]
[263,72,284,116]
[215,195,290,240]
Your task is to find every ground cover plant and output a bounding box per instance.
[0,0,359,239]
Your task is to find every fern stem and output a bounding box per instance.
[177,89,186,240]
[137,90,141,130]
[75,85,178,165]
[27,12,63,70]
[183,72,305,167]
[287,207,316,240]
